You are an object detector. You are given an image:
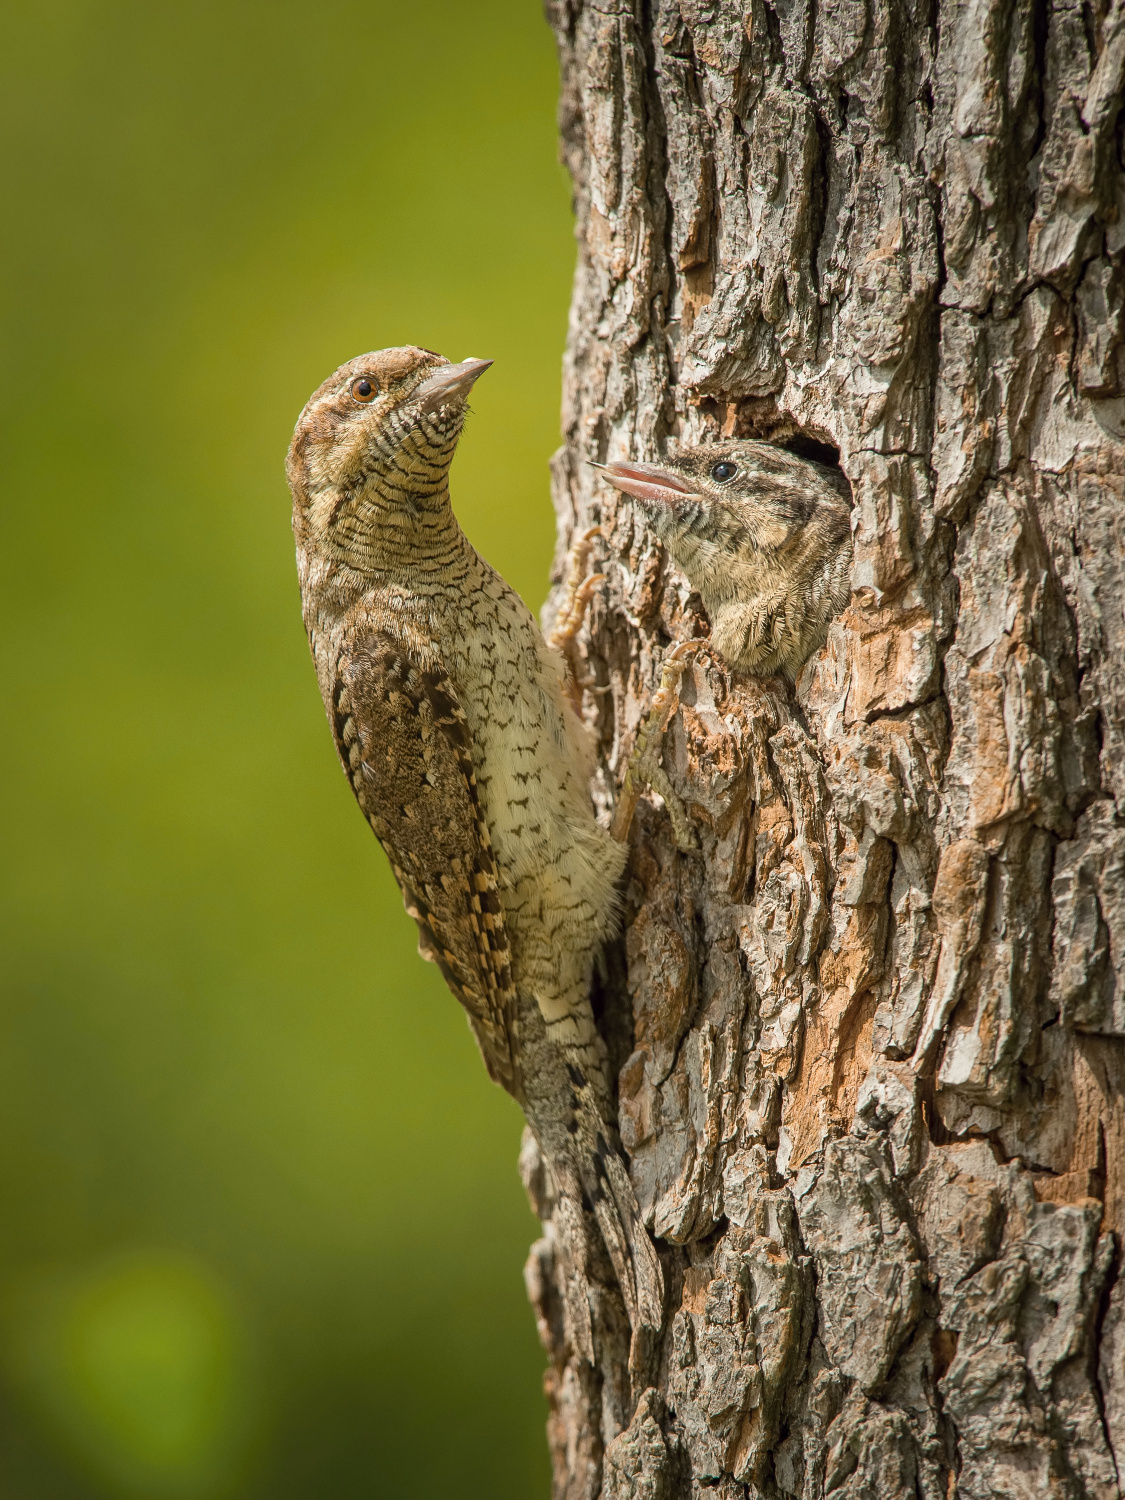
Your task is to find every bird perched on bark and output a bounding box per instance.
[287,345,662,1365]
[599,440,853,678]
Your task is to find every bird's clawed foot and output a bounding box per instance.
[547,526,608,704]
[611,640,709,852]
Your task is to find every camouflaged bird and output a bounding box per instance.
[287,346,663,1362]
[600,441,853,678]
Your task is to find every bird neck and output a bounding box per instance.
[318,476,475,594]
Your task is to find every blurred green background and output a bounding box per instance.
[0,2,573,1495]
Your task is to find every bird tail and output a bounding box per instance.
[515,994,664,1367]
[524,1113,664,1375]
[572,1074,664,1337]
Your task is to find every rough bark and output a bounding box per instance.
[520,0,1125,1496]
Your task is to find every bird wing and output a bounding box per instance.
[330,630,517,1095]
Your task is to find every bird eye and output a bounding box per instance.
[350,377,377,403]
[711,461,738,483]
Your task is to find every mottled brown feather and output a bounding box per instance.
[330,631,517,1094]
[290,345,659,1353]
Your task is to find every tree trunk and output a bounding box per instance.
[521,1,1125,1496]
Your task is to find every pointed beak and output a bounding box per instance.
[593,460,700,507]
[412,357,493,415]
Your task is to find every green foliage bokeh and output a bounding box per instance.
[0,3,572,1495]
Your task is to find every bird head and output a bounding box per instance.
[287,345,491,569]
[597,440,853,676]
[597,440,850,563]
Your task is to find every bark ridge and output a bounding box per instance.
[527,1,1125,1495]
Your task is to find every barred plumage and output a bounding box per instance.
[600,440,853,679]
[288,346,662,1366]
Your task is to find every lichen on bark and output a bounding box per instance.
[525,1,1125,1495]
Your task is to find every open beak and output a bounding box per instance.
[593,460,700,507]
[412,357,493,415]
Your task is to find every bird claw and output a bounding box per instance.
[632,752,698,852]
[547,526,606,655]
[548,527,607,712]
[611,639,710,851]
